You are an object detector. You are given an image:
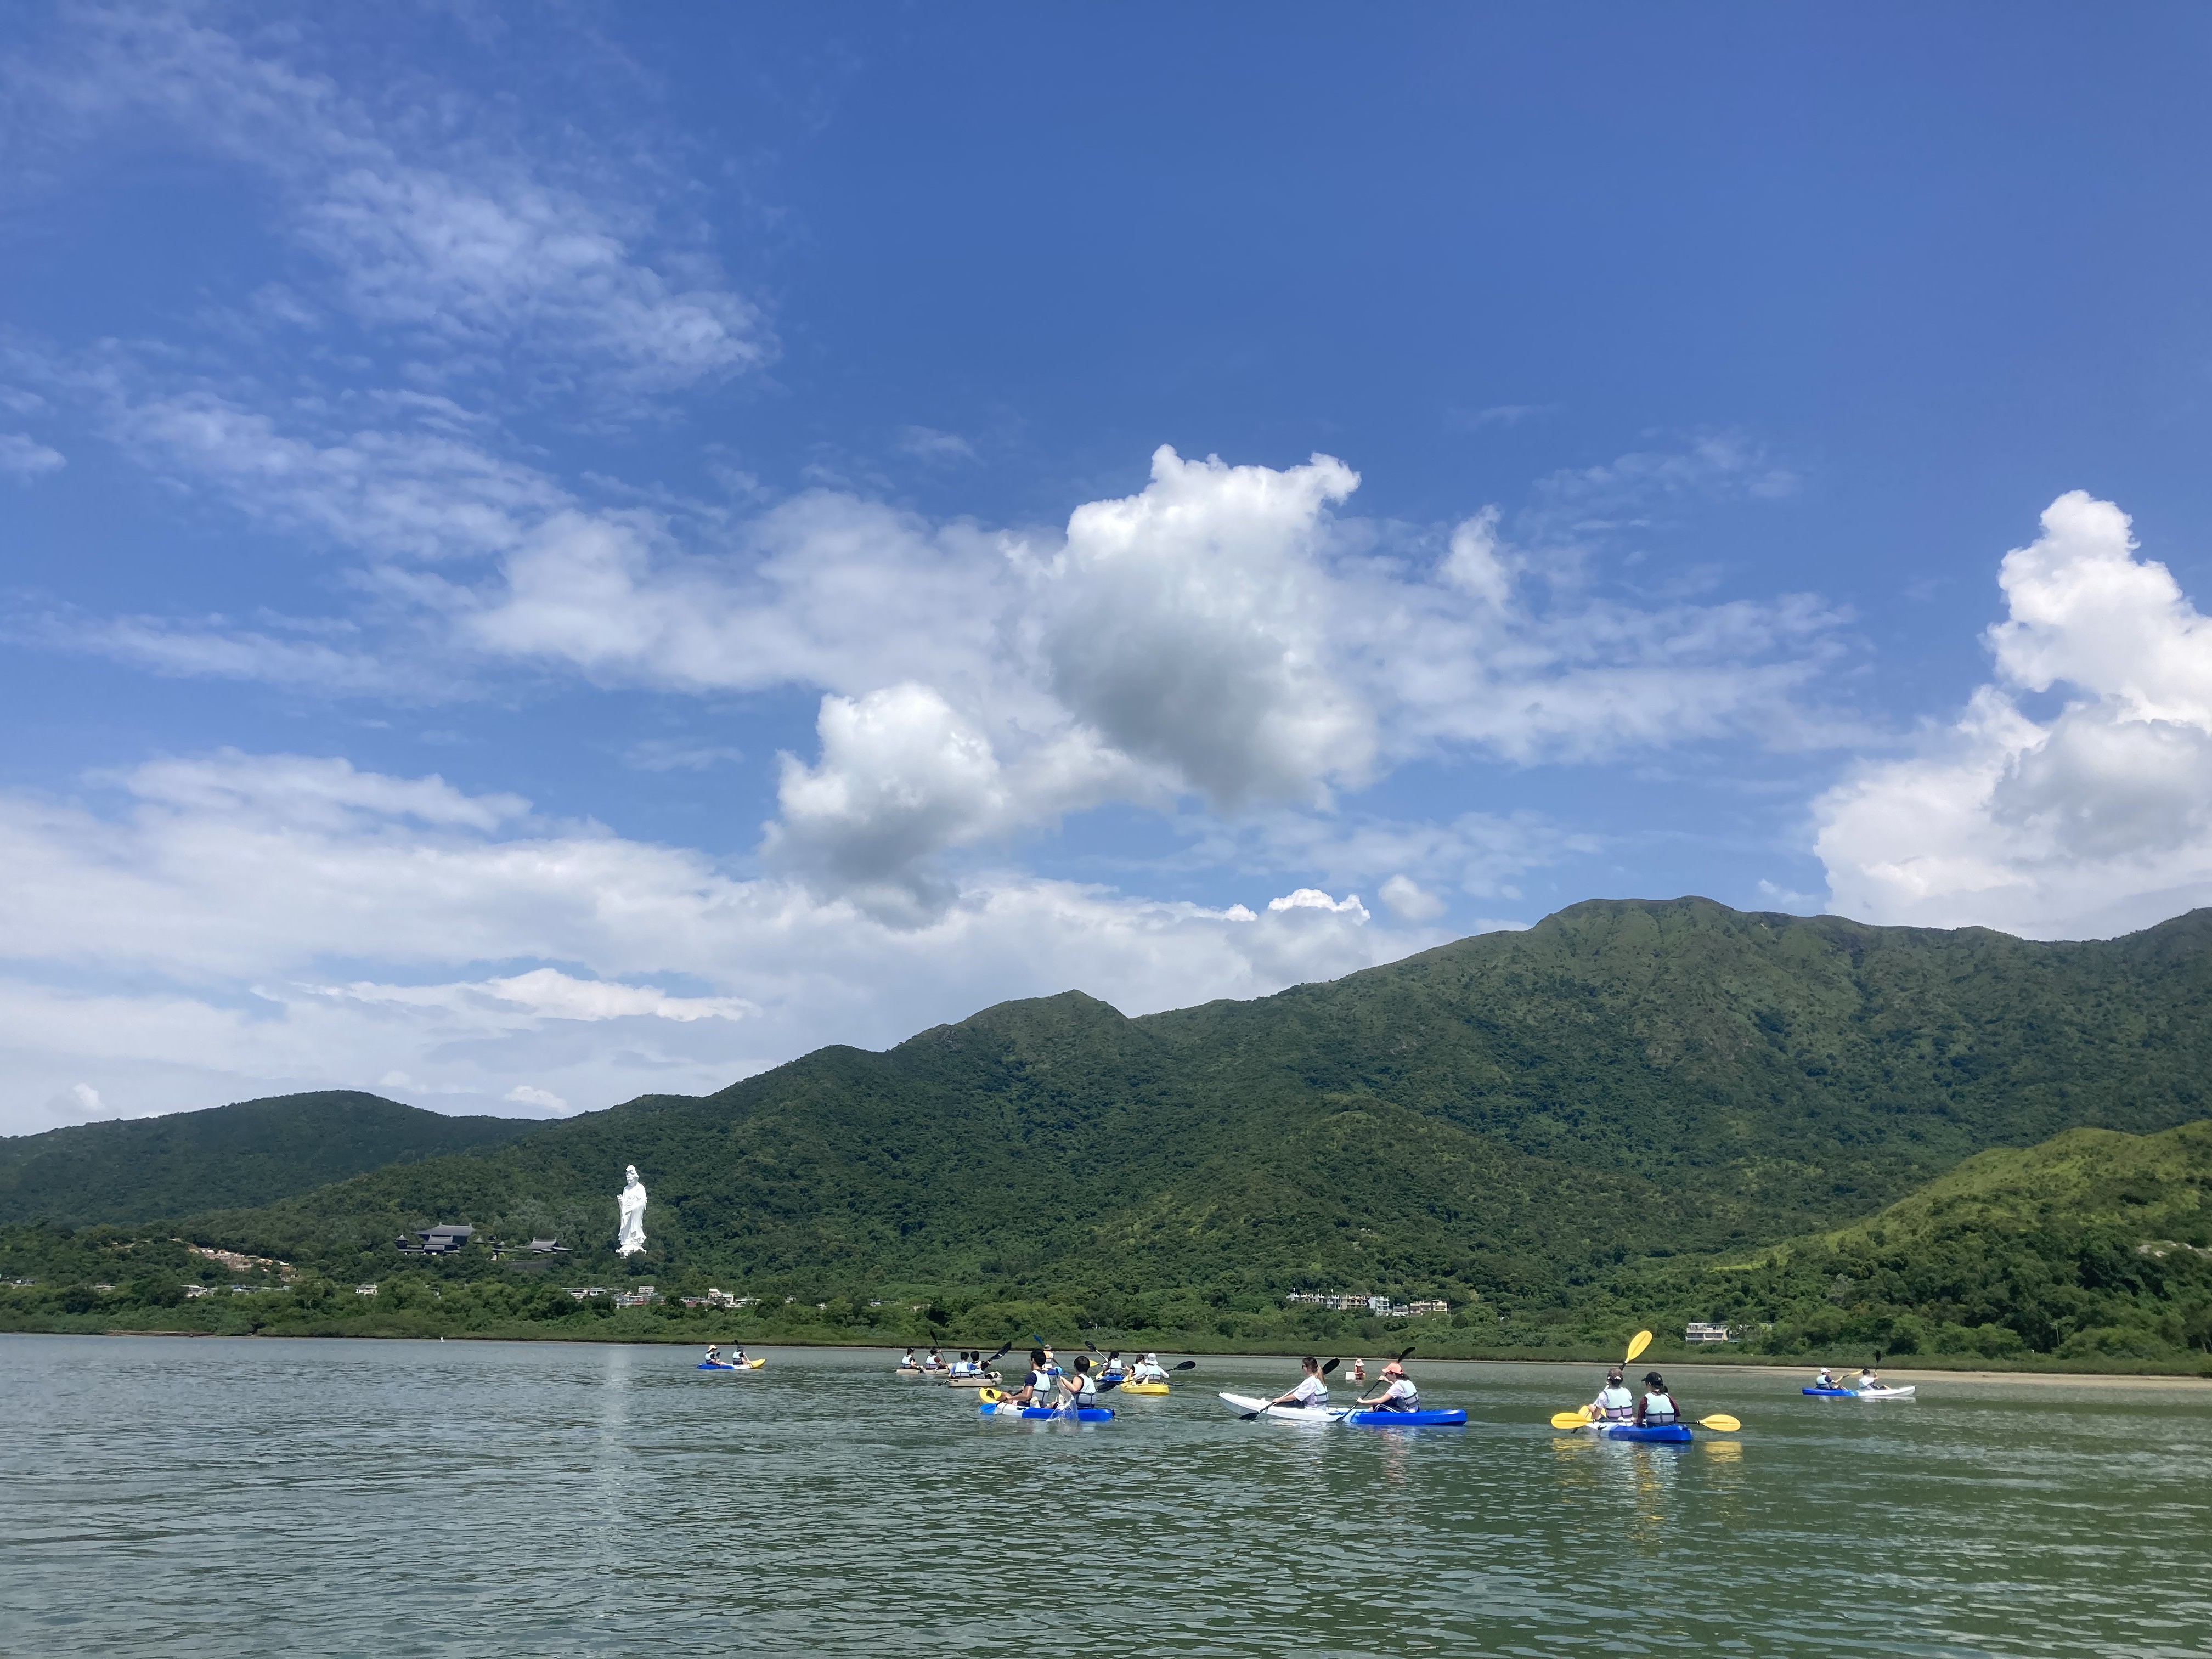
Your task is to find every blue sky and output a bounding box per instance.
[7,3,2212,1131]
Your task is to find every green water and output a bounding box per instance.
[4,1335,2208,1656]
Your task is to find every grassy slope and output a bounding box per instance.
[0,1091,547,1224]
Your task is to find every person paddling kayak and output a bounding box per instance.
[1814,1367,1838,1389]
[1132,1352,1170,1384]
[1856,1365,1882,1390]
[1265,1356,1331,1413]
[1588,1367,1634,1423]
[1098,1351,1128,1382]
[1357,1359,1420,1413]
[1634,1371,1681,1427]
[705,1344,723,1366]
[1004,1348,1054,1407]
[1056,1355,1100,1414]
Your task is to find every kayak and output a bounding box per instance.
[983,1406,1115,1423]
[1802,1387,1854,1396]
[946,1373,1002,1389]
[894,1366,923,1377]
[1575,1421,1692,1443]
[696,1359,765,1371]
[1219,1391,1343,1422]
[1116,1382,1171,1396]
[1341,1407,1466,1427]
[1805,1384,1916,1399]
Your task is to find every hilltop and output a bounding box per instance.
[0,1091,547,1225]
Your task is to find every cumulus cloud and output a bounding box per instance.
[1039,446,1376,809]
[0,750,1441,1131]
[1816,492,2212,938]
[504,1085,569,1114]
[1379,874,1447,922]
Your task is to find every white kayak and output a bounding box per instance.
[1218,1391,1344,1423]
[1854,1385,1917,1400]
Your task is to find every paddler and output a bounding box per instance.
[1264,1356,1331,1413]
[1003,1348,1054,1408]
[1351,1358,1368,1383]
[1098,1351,1127,1381]
[1814,1366,1838,1389]
[900,1347,917,1369]
[926,1346,945,1370]
[1132,1352,1169,1384]
[1855,1365,1882,1390]
[1056,1355,1100,1414]
[1588,1366,1634,1423]
[704,1344,723,1367]
[731,1346,748,1367]
[1634,1370,1681,1427]
[1357,1359,1419,1413]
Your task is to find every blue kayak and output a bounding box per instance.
[980,1401,1113,1422]
[1593,1422,1692,1443]
[1803,1386,1854,1396]
[1341,1408,1467,1426]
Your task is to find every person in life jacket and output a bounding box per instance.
[1589,1367,1634,1422]
[1814,1367,1838,1388]
[1351,1359,1368,1383]
[1056,1355,1101,1414]
[1003,1348,1053,1407]
[1357,1359,1420,1413]
[1098,1351,1128,1381]
[1635,1371,1681,1426]
[1266,1356,1331,1412]
[1855,1366,1882,1390]
[900,1348,917,1369]
[1132,1352,1169,1383]
[705,1344,723,1366]
[731,1346,748,1366]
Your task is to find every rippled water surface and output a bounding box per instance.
[5,1335,2210,1656]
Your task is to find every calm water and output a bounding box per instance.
[4,1336,2209,1657]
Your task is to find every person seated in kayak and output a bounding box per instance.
[704,1344,723,1366]
[1351,1359,1368,1383]
[1098,1351,1127,1380]
[1588,1367,1635,1422]
[1057,1355,1100,1413]
[1357,1360,1419,1413]
[1634,1372,1680,1426]
[1001,1348,1054,1407]
[731,1346,748,1367]
[1267,1356,1331,1412]
[925,1347,945,1370]
[1132,1352,1170,1383]
[1814,1367,1838,1389]
[900,1348,917,1368]
[1856,1366,1881,1390]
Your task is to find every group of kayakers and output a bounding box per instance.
[995,1345,1177,1409]
[1814,1365,1885,1390]
[1256,1354,1423,1413]
[703,1344,749,1367]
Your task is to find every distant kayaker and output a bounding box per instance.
[1856,1366,1881,1390]
[731,1346,748,1366]
[926,1347,945,1370]
[1266,1356,1331,1413]
[1057,1355,1100,1414]
[1351,1358,1368,1383]
[1635,1371,1680,1427]
[1132,1352,1169,1384]
[1589,1367,1634,1423]
[1099,1351,1127,1380]
[1814,1367,1838,1389]
[900,1348,917,1369]
[1357,1359,1419,1413]
[705,1344,723,1366]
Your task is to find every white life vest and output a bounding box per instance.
[1642,1391,1678,1424]
[1595,1385,1634,1420]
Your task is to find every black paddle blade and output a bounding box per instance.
[1396,1346,1416,1362]
[1321,1358,1341,1375]
[1173,1360,1197,1370]
[1095,1376,1121,1393]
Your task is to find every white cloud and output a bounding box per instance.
[0,750,1440,1132]
[13,7,769,404]
[0,432,65,479]
[894,425,977,463]
[1379,874,1447,922]
[1267,887,1369,919]
[504,1084,568,1115]
[1816,492,2212,938]
[1039,446,1376,809]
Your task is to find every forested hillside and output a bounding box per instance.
[0,1091,546,1224]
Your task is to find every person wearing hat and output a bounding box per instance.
[1357,1359,1420,1413]
[1634,1370,1681,1427]
[705,1343,724,1367]
[1588,1366,1634,1423]
[1131,1351,1169,1384]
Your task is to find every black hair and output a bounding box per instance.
[1643,1371,1666,1386]
[1030,1348,1047,1365]
[1074,1355,1091,1372]
[1302,1355,1320,1372]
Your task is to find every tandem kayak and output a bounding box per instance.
[1805,1384,1916,1400]
[696,1361,764,1371]
[1218,1391,1341,1422]
[1581,1421,1692,1443]
[1218,1393,1465,1427]
[1115,1382,1171,1396]
[979,1401,1114,1422]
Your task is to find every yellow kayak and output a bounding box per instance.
[1116,1381,1170,1395]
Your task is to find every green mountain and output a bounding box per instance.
[179,898,2212,1286]
[8,897,2211,1366]
[0,1090,546,1225]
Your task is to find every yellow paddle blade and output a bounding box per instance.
[1550,1409,1593,1429]
[978,1387,1003,1403]
[1624,1329,1653,1363]
[1699,1414,1741,1433]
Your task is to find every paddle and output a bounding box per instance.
[1238,1358,1339,1420]
[1550,1407,1742,1433]
[1555,1329,1655,1424]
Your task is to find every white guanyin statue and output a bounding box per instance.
[615,1164,648,1256]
